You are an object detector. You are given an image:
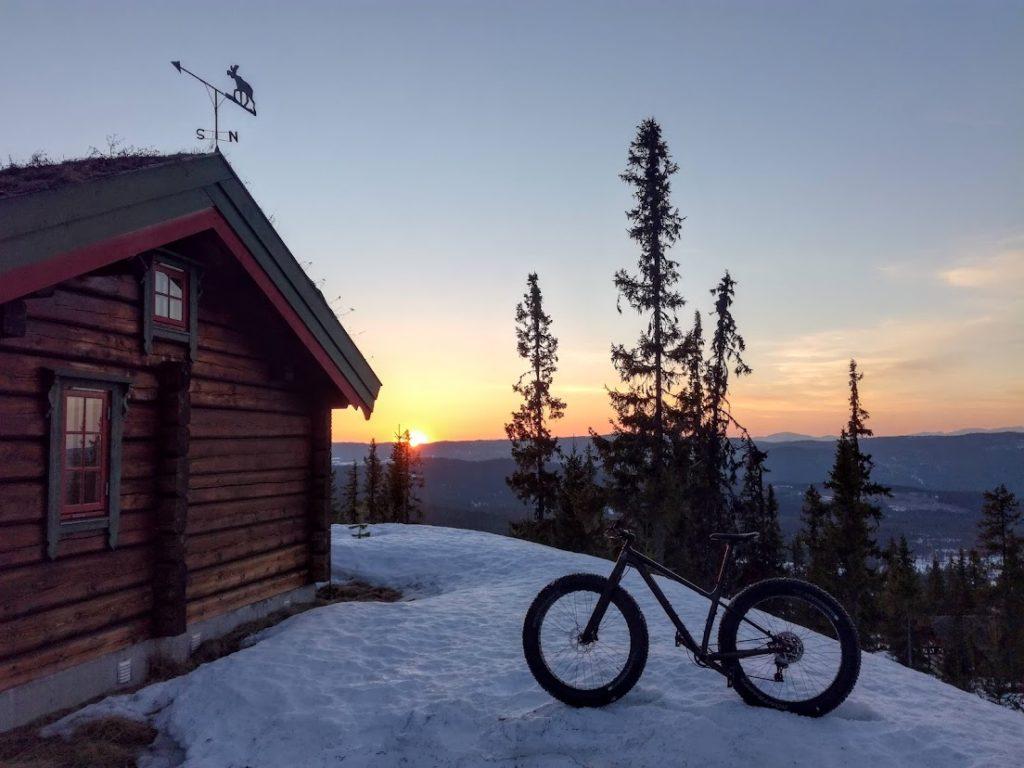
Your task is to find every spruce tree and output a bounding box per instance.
[761,485,785,577]
[881,536,924,669]
[553,444,607,556]
[940,550,980,690]
[734,440,783,584]
[386,428,424,524]
[976,485,1023,698]
[687,273,752,578]
[924,553,945,614]
[342,462,360,523]
[330,467,343,524]
[595,118,687,560]
[363,439,385,523]
[505,273,565,523]
[797,485,831,587]
[662,310,705,575]
[820,360,890,640]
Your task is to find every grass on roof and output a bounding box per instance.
[0,146,206,200]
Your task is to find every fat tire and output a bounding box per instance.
[717,577,861,717]
[523,573,648,707]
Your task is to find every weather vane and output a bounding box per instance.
[171,60,256,150]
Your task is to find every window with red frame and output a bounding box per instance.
[153,262,188,328]
[61,387,109,520]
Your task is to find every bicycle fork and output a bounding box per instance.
[578,547,629,644]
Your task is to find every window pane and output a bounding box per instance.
[81,471,101,505]
[155,270,169,294]
[169,298,183,321]
[82,433,101,467]
[155,294,169,317]
[84,397,103,432]
[64,470,82,506]
[65,395,84,431]
[65,433,84,468]
[169,275,183,299]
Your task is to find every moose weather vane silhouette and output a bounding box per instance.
[172,60,257,150]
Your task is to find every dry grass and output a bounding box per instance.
[0,716,156,768]
[0,151,203,200]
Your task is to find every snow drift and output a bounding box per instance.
[54,524,1023,767]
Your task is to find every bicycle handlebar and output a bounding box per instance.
[606,518,637,543]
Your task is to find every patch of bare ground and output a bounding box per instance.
[0,716,156,768]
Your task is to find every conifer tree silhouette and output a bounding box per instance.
[976,484,1023,694]
[342,462,360,523]
[505,273,565,523]
[881,535,924,669]
[686,272,753,575]
[386,429,423,524]
[363,439,385,523]
[820,359,890,637]
[552,443,607,555]
[734,440,783,584]
[594,118,687,559]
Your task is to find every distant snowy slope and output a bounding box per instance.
[57,526,1022,767]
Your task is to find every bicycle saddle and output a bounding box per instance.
[709,531,760,543]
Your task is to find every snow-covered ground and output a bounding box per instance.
[55,525,1023,767]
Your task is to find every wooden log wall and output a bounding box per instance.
[0,271,162,691]
[181,254,318,625]
[0,242,337,692]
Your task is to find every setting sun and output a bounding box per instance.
[408,430,430,447]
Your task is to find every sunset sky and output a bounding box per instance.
[2,1,1021,442]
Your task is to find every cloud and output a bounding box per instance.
[737,312,1011,423]
[939,250,1024,290]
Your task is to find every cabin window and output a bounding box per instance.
[60,387,110,519]
[142,253,199,358]
[153,262,188,328]
[46,371,129,559]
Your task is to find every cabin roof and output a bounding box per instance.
[0,152,381,416]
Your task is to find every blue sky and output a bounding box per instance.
[2,1,1021,440]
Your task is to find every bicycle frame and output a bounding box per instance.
[578,540,778,679]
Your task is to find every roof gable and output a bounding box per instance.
[0,153,381,416]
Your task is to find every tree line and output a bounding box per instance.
[335,428,424,525]
[504,117,1022,711]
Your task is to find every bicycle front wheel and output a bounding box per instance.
[522,573,648,707]
[717,578,861,717]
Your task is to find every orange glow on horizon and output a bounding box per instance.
[408,430,430,447]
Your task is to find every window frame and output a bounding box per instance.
[152,261,189,330]
[59,386,111,520]
[141,250,199,359]
[46,370,130,559]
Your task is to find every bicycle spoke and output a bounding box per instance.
[539,588,632,691]
[735,595,843,703]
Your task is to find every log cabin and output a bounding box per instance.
[0,152,381,730]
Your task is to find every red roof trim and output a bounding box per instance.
[0,208,370,416]
[0,209,214,305]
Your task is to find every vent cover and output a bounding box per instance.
[116,659,132,685]
[189,632,202,653]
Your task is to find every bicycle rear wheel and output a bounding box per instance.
[717,578,860,717]
[522,573,648,707]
